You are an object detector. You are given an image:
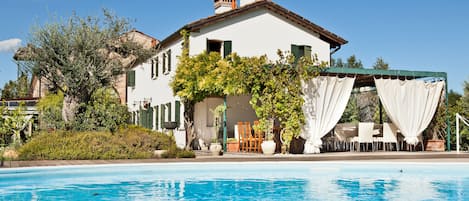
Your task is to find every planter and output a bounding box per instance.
[163,122,178,129]
[227,142,239,152]
[210,142,222,156]
[261,141,276,155]
[425,139,445,151]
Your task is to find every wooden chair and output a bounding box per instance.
[237,122,263,153]
[253,121,264,153]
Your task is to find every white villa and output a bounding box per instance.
[126,0,347,148]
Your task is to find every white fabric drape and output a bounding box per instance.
[374,78,444,145]
[301,76,355,154]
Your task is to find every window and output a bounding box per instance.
[207,39,232,58]
[127,70,135,87]
[162,53,166,74]
[151,57,158,79]
[291,44,312,60]
[166,49,172,73]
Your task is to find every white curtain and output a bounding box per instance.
[374,78,444,145]
[301,76,355,154]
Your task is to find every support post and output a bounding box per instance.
[223,96,227,152]
[456,114,460,153]
[445,76,451,151]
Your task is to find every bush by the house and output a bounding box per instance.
[18,126,186,160]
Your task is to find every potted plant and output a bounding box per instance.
[260,118,276,155]
[425,98,446,151]
[209,104,226,156]
[226,138,239,152]
[209,138,222,156]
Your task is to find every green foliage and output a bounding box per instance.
[160,144,195,159]
[171,46,324,151]
[346,55,363,69]
[19,127,175,160]
[0,102,31,146]
[20,10,153,124]
[176,150,196,158]
[36,92,65,130]
[0,72,30,100]
[339,94,359,123]
[453,80,469,149]
[372,57,389,70]
[72,88,130,132]
[427,94,447,140]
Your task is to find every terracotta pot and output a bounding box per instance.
[227,142,239,152]
[425,139,445,151]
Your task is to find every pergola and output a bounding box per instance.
[220,67,449,152]
[321,67,449,151]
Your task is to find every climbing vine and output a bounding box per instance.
[171,29,326,151]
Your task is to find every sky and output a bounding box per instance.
[0,0,468,94]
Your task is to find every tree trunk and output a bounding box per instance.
[357,92,377,122]
[62,94,80,125]
[184,101,196,150]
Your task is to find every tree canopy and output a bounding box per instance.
[0,73,30,100]
[18,10,153,126]
[372,57,389,70]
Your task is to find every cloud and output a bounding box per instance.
[0,38,22,53]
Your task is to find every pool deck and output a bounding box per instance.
[2,151,469,168]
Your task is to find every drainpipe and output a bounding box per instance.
[330,45,341,65]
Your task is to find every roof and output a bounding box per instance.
[158,0,347,49]
[321,67,447,88]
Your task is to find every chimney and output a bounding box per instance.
[214,0,237,14]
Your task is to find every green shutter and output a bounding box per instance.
[304,45,312,60]
[155,106,159,130]
[127,70,135,87]
[151,60,155,78]
[167,50,172,72]
[139,109,145,127]
[175,101,181,127]
[155,56,159,77]
[223,41,232,58]
[291,44,300,60]
[167,102,172,122]
[160,104,165,127]
[148,107,154,129]
[162,53,166,73]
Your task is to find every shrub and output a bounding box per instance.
[36,92,65,130]
[72,88,130,132]
[160,145,196,159]
[19,127,175,160]
[176,150,196,158]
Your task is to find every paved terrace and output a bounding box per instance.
[2,151,469,168]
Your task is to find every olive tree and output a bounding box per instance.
[19,10,153,127]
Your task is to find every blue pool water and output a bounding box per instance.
[0,162,468,200]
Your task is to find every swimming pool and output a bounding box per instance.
[0,162,467,200]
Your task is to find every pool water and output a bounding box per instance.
[0,162,468,200]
